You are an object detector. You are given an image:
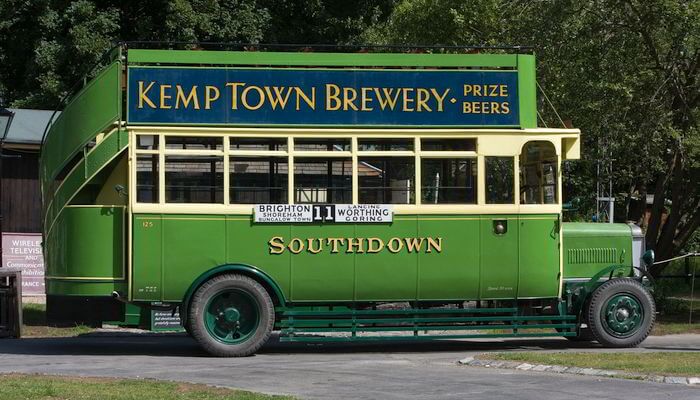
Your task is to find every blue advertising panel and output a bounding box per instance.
[127,67,519,127]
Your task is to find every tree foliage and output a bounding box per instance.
[0,0,697,271]
[361,0,699,271]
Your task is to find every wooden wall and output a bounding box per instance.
[1,149,41,233]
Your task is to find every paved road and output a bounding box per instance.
[0,333,698,399]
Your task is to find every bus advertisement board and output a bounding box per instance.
[127,67,519,127]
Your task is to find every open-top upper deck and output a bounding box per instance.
[40,45,580,232]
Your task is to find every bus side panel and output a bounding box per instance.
[479,215,519,299]
[518,215,560,298]
[47,206,124,280]
[289,224,354,301]
[417,218,480,300]
[161,217,226,301]
[227,218,292,300]
[354,219,418,301]
[132,214,163,301]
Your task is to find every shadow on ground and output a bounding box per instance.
[0,332,609,358]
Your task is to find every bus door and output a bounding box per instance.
[479,215,519,299]
[517,140,561,298]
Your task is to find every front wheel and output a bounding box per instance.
[189,274,274,357]
[587,278,655,347]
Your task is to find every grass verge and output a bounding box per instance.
[482,352,700,376]
[0,374,295,400]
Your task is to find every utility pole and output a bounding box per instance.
[596,135,614,223]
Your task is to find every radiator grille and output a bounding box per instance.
[567,248,618,264]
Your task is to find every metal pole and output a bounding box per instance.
[690,260,696,325]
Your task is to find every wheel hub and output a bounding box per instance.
[603,294,643,337]
[223,307,241,323]
[204,289,260,344]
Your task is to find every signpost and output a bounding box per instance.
[1,233,44,297]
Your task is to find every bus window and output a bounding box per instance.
[230,156,288,204]
[165,136,222,150]
[136,155,159,203]
[294,138,351,152]
[294,158,352,203]
[358,157,415,204]
[136,135,159,150]
[421,138,476,151]
[486,156,515,204]
[421,158,477,204]
[358,138,414,151]
[520,141,558,204]
[165,155,224,203]
[230,138,287,151]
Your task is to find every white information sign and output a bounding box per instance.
[254,204,393,223]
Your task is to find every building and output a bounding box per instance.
[1,108,57,298]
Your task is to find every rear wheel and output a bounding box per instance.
[189,274,274,357]
[587,278,655,347]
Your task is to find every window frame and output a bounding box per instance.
[130,130,562,213]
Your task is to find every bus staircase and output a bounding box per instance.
[276,304,577,342]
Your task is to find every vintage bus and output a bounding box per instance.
[41,44,655,356]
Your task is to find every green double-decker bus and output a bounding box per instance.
[41,44,655,356]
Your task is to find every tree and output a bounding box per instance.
[0,0,271,108]
[361,0,699,273]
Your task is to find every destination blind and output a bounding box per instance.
[127,67,519,126]
[254,204,393,223]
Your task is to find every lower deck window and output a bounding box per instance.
[165,155,223,203]
[230,157,288,204]
[421,158,476,204]
[358,157,415,204]
[294,158,352,203]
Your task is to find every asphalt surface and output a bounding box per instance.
[0,333,698,399]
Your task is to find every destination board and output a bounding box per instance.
[254,204,393,223]
[127,67,519,126]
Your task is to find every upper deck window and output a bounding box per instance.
[165,136,223,150]
[358,139,413,152]
[294,138,351,152]
[230,138,287,151]
[136,135,159,150]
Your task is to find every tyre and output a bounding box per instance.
[587,278,655,347]
[189,274,274,357]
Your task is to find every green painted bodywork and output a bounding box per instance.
[131,213,560,304]
[44,206,125,295]
[44,131,128,234]
[127,49,521,68]
[41,61,122,197]
[562,223,633,279]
